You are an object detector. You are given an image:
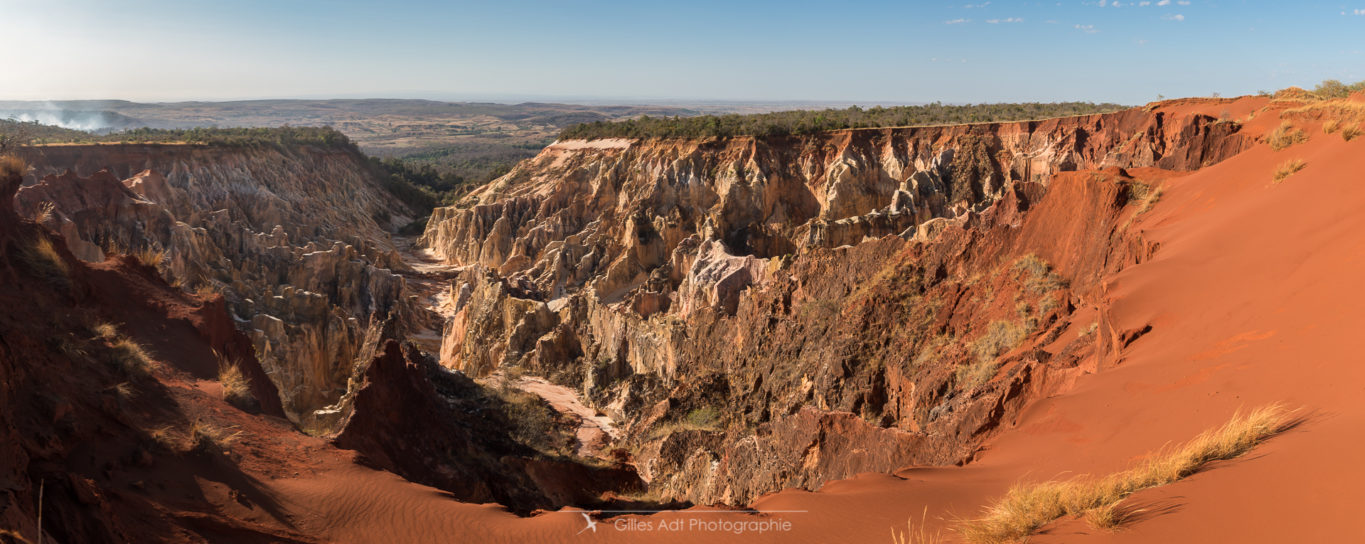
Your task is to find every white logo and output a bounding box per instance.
[577,512,598,535]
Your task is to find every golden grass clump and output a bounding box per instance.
[0,154,25,179]
[1343,124,1362,142]
[34,201,56,224]
[957,405,1293,544]
[109,337,154,376]
[1266,121,1308,151]
[193,282,219,299]
[92,322,119,340]
[21,236,69,283]
[217,350,257,410]
[190,420,241,453]
[133,245,168,269]
[892,507,947,544]
[147,425,179,452]
[1270,86,1317,102]
[1282,99,1365,128]
[1272,158,1307,184]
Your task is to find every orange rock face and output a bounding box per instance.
[418,104,1254,504]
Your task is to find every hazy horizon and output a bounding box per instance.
[3,0,1362,105]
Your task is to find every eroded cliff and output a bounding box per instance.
[16,143,425,426]
[418,103,1253,504]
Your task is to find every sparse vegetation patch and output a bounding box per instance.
[217,351,257,411]
[957,405,1293,543]
[1343,124,1362,142]
[20,235,70,288]
[561,102,1129,140]
[1272,158,1306,184]
[1267,121,1308,151]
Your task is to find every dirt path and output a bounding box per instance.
[514,375,621,456]
[392,236,461,354]
[392,236,621,458]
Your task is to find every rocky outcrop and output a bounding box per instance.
[15,144,422,426]
[332,341,643,513]
[418,103,1253,504]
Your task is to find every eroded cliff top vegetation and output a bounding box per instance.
[558,101,1131,140]
[4,123,360,151]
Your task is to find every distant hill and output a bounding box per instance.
[0,99,705,183]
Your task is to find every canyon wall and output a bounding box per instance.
[16,143,424,426]
[419,105,1253,504]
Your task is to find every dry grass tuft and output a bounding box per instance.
[190,420,241,453]
[1266,121,1308,151]
[955,359,1000,392]
[132,245,168,269]
[193,282,220,299]
[957,405,1293,543]
[109,337,154,376]
[1343,124,1362,142]
[1083,500,1133,530]
[34,201,56,224]
[217,351,257,410]
[21,236,69,282]
[0,154,25,179]
[1323,119,1342,134]
[1283,98,1365,120]
[892,507,947,544]
[108,381,137,401]
[92,322,119,340]
[1272,159,1307,184]
[1012,254,1065,295]
[148,425,179,452]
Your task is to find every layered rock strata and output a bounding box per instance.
[418,105,1252,503]
[16,144,422,426]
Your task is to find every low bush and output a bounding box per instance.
[1272,158,1306,184]
[1267,121,1307,151]
[217,351,257,411]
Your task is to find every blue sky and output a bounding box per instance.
[1,0,1362,104]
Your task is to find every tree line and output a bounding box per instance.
[559,102,1130,140]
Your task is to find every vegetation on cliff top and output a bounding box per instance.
[559,102,1130,140]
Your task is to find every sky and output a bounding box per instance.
[0,0,1362,105]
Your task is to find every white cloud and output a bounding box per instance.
[1163,13,1185,21]
[963,2,991,7]
[1157,0,1170,5]
[1075,23,1099,33]
[986,17,1023,23]
[1139,1,1151,5]
[945,18,971,24]
[1353,9,1365,15]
